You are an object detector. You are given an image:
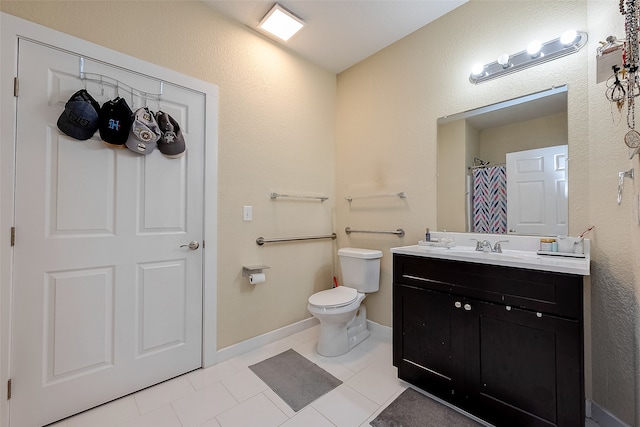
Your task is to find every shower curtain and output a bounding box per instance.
[472,166,507,234]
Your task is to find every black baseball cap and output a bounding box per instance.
[57,89,100,140]
[99,97,133,148]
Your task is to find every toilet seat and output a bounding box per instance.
[308,287,358,308]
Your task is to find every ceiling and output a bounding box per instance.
[204,0,468,74]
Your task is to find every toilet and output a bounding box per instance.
[307,247,383,356]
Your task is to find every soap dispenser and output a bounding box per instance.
[425,228,431,242]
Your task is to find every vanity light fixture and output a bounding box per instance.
[497,54,511,69]
[526,40,542,57]
[469,30,588,84]
[257,3,305,42]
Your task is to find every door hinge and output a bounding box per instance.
[13,78,18,97]
[10,227,15,247]
[7,379,11,400]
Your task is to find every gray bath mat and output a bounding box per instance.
[371,388,486,427]
[249,348,342,412]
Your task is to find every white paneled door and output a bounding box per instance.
[506,145,568,236]
[11,40,205,426]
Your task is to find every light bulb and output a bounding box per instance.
[527,40,542,57]
[471,63,485,76]
[560,29,578,45]
[497,54,510,68]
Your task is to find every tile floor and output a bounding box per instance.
[50,325,600,427]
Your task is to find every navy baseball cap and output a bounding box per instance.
[56,89,100,140]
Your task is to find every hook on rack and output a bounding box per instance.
[78,56,165,104]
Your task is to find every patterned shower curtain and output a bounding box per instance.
[472,166,507,234]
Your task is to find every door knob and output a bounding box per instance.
[180,241,200,250]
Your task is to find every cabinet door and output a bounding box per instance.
[393,285,465,402]
[468,301,583,427]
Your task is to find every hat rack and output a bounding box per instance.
[79,57,164,102]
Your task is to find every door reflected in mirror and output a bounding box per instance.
[437,86,568,236]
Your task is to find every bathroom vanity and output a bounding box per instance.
[391,236,590,427]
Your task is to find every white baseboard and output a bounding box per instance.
[216,317,319,363]
[589,400,632,427]
[215,318,391,364]
[366,319,392,340]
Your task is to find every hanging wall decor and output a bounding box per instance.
[606,0,640,154]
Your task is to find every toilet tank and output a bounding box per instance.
[338,247,383,293]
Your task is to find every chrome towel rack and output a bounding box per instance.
[79,57,164,101]
[256,233,337,246]
[345,191,406,202]
[345,227,405,237]
[270,192,329,202]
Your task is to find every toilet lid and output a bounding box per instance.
[308,287,358,308]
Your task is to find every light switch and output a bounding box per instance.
[243,205,253,221]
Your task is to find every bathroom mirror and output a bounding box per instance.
[437,86,568,236]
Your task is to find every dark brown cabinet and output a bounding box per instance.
[393,254,585,427]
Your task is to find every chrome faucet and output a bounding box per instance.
[471,239,509,253]
[492,240,509,253]
[476,239,492,252]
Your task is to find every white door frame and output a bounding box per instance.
[0,13,218,427]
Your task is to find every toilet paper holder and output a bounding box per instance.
[242,265,270,277]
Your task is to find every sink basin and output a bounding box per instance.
[441,247,525,261]
[415,244,545,262]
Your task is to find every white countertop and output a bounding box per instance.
[391,232,590,276]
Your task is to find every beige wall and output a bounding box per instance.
[337,0,637,425]
[437,119,467,232]
[2,0,639,425]
[0,0,337,350]
[480,112,568,164]
[587,2,639,424]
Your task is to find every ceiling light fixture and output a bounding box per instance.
[469,30,588,84]
[258,3,305,42]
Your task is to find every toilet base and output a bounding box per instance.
[317,305,370,357]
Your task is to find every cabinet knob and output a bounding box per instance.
[454,301,462,309]
[506,306,511,311]
[464,304,472,311]
[536,312,543,318]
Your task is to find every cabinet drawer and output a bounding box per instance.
[393,254,583,319]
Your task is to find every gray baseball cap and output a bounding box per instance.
[156,112,186,158]
[127,107,161,154]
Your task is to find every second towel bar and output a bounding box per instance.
[256,233,337,246]
[345,227,405,237]
[345,191,406,202]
